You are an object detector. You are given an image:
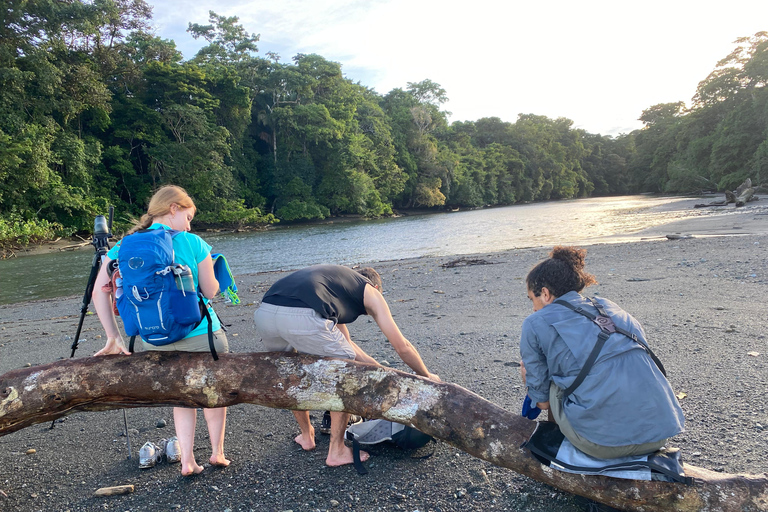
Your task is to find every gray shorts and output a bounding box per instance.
[141,329,229,354]
[253,302,356,359]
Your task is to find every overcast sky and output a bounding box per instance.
[147,0,768,136]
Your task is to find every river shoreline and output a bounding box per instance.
[0,203,766,511]
[6,194,749,260]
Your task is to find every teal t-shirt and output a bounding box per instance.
[107,223,221,338]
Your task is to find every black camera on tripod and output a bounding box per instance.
[91,208,113,251]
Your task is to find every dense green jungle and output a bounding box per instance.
[1,1,767,249]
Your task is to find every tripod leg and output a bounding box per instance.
[123,410,131,459]
[70,250,103,357]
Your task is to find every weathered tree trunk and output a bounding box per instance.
[1,352,767,511]
[736,188,755,207]
[694,178,760,208]
[735,178,752,198]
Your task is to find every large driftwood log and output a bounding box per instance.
[1,352,767,511]
[736,188,755,207]
[695,178,761,208]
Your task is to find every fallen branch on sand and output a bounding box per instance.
[1,352,767,511]
[440,257,494,268]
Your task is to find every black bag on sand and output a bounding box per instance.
[345,419,433,475]
[522,421,693,485]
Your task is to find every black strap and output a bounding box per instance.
[554,297,666,399]
[129,335,136,353]
[202,303,217,361]
[561,330,610,399]
[346,432,368,475]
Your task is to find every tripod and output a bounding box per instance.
[63,207,132,459]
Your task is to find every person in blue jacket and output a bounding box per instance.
[519,246,684,459]
[92,185,230,476]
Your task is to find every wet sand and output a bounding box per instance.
[0,198,766,511]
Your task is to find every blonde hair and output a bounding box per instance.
[127,185,196,234]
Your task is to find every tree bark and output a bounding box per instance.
[736,188,755,207]
[1,352,767,511]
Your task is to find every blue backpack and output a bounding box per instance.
[115,228,217,359]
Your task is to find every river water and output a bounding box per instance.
[0,195,718,305]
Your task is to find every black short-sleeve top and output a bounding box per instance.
[261,264,371,324]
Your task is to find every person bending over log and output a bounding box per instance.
[253,264,440,467]
[519,246,684,459]
[91,185,230,476]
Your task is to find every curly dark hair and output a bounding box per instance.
[526,246,598,298]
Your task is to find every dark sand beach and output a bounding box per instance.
[0,199,766,511]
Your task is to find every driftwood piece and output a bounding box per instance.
[1,352,767,512]
[736,188,755,207]
[694,200,730,208]
[735,178,752,198]
[94,485,134,496]
[694,177,759,207]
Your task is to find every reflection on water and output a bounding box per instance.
[0,195,716,305]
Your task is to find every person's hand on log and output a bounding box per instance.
[426,372,441,382]
[94,336,131,356]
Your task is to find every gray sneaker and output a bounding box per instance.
[164,436,181,464]
[138,441,164,469]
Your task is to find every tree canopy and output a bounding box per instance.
[1,2,765,247]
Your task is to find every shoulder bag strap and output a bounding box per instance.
[553,299,609,399]
[587,297,666,376]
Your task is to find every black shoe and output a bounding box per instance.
[320,411,332,435]
[319,411,363,435]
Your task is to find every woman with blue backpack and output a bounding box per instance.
[92,185,230,476]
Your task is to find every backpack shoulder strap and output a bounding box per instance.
[554,299,610,399]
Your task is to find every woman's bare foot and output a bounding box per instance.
[181,462,204,476]
[326,446,369,467]
[294,432,316,451]
[210,454,231,467]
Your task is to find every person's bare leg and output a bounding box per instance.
[326,411,368,466]
[292,410,316,450]
[174,407,204,476]
[203,407,230,467]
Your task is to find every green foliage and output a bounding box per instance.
[194,198,277,228]
[276,200,330,221]
[628,32,768,194]
[0,211,73,249]
[3,1,766,248]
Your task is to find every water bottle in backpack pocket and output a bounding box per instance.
[170,264,202,326]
